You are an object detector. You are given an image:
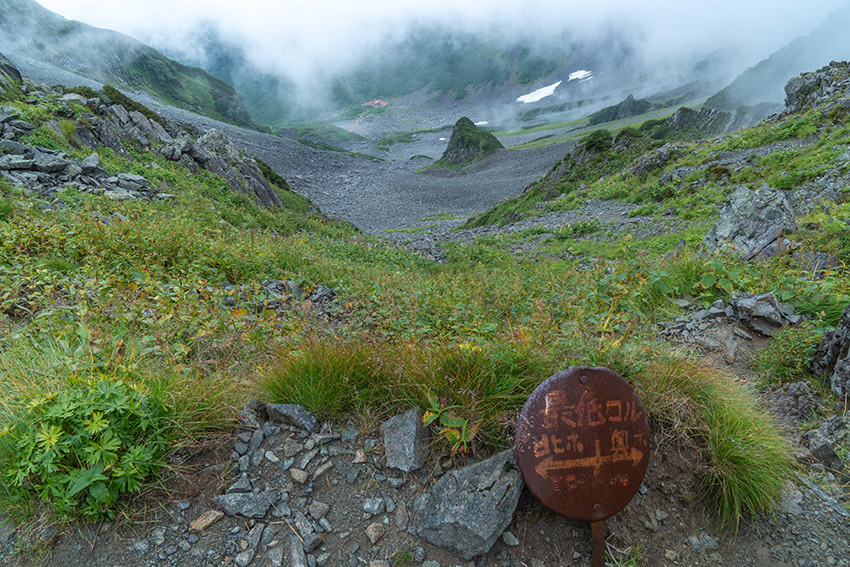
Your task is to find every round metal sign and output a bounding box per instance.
[515,366,650,522]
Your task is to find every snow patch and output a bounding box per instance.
[569,70,593,82]
[516,81,562,104]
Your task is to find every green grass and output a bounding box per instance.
[421,212,465,221]
[1,72,843,532]
[385,225,437,234]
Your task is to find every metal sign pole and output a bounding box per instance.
[591,521,605,567]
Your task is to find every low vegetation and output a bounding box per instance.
[2,70,847,538]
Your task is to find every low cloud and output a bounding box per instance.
[35,0,848,100]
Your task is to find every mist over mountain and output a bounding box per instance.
[705,2,850,113]
[0,0,255,127]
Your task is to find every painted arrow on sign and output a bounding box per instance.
[535,439,644,479]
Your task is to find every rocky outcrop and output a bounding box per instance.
[810,303,850,400]
[785,61,850,113]
[0,52,21,90]
[665,107,731,138]
[703,185,798,259]
[589,94,657,125]
[0,82,289,208]
[728,292,804,336]
[438,117,504,166]
[189,129,283,207]
[0,100,171,202]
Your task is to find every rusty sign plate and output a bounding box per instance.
[515,366,650,522]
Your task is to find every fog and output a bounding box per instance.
[31,0,849,122]
[35,1,845,82]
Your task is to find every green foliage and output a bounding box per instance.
[754,326,821,386]
[423,391,481,456]
[2,376,171,521]
[552,219,602,240]
[582,129,613,153]
[65,86,99,99]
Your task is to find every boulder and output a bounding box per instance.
[381,408,429,473]
[416,450,522,559]
[704,185,797,259]
[729,292,803,336]
[192,129,283,207]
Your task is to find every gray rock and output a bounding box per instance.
[235,548,255,567]
[831,357,850,400]
[501,531,519,546]
[309,501,330,520]
[0,53,22,89]
[811,302,850,394]
[249,428,265,452]
[308,285,336,303]
[213,492,272,518]
[365,522,386,544]
[247,523,265,551]
[268,545,284,567]
[0,154,33,170]
[267,404,319,433]
[382,408,429,472]
[729,292,802,336]
[0,139,27,155]
[802,415,850,467]
[704,185,797,259]
[363,497,384,516]
[416,450,523,560]
[109,104,131,125]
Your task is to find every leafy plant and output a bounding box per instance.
[2,375,172,520]
[423,392,482,456]
[754,326,821,386]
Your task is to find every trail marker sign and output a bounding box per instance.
[515,366,650,566]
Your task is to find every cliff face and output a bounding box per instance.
[0,52,21,90]
[0,0,255,128]
[439,117,504,166]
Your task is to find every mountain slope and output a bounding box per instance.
[705,2,850,112]
[0,0,255,128]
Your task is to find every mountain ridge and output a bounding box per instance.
[0,0,255,128]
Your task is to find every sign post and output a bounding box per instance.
[515,367,650,567]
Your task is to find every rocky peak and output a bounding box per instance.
[439,117,504,166]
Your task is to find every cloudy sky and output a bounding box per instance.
[34,0,848,84]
